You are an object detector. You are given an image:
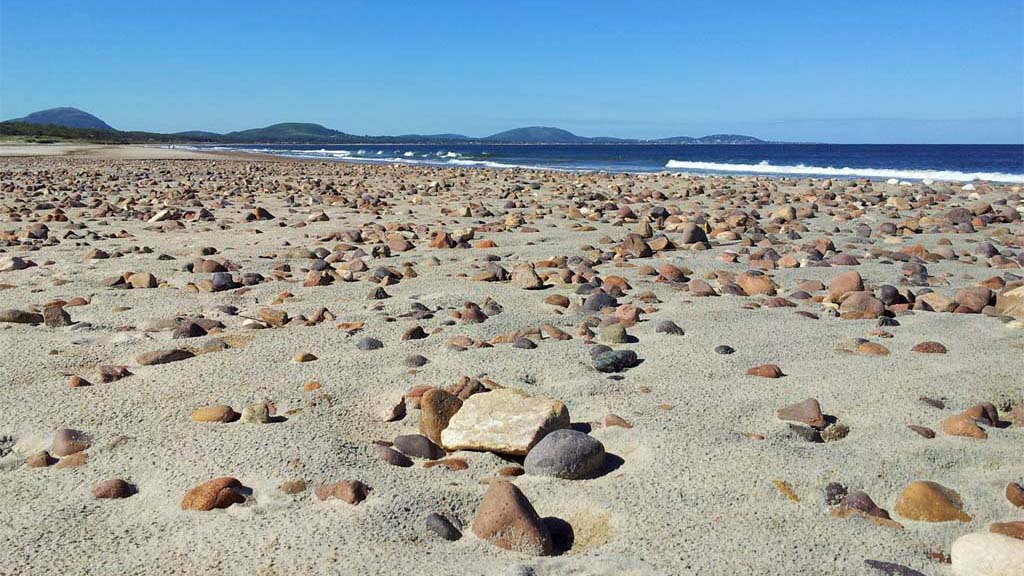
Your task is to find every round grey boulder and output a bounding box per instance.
[524,429,605,479]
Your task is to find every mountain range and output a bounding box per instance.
[3,107,767,145]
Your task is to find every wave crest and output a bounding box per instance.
[664,160,1024,183]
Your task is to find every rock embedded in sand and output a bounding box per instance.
[181,477,247,511]
[92,478,135,499]
[419,388,463,445]
[991,521,1024,540]
[240,403,270,424]
[839,292,886,320]
[942,414,987,439]
[746,364,784,378]
[0,309,43,324]
[524,429,605,479]
[43,305,72,327]
[393,434,445,460]
[511,263,544,289]
[27,451,55,467]
[472,480,553,556]
[1007,482,1024,508]
[951,532,1024,576]
[441,388,569,456]
[593,349,638,373]
[895,480,971,522]
[374,444,414,467]
[994,285,1024,320]
[292,352,317,362]
[52,428,91,457]
[911,341,947,354]
[425,513,461,541]
[191,405,239,423]
[314,480,369,505]
[777,398,826,429]
[828,270,864,301]
[136,348,194,366]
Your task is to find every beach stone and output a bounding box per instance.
[419,388,463,445]
[1006,482,1024,508]
[441,388,569,455]
[714,345,735,354]
[839,491,891,519]
[92,478,134,499]
[777,398,826,429]
[911,341,947,354]
[52,428,91,457]
[27,451,55,468]
[191,405,239,423]
[746,364,784,378]
[919,291,957,313]
[136,348,194,366]
[97,365,132,383]
[593,349,639,373]
[374,444,414,467]
[828,270,864,301]
[128,272,158,289]
[736,272,777,296]
[862,560,926,576]
[655,320,685,335]
[512,337,537,349]
[994,285,1024,320]
[0,309,43,324]
[279,479,307,494]
[951,532,1024,576]
[404,354,428,368]
[43,305,72,327]
[991,521,1024,540]
[511,263,543,289]
[292,352,317,362]
[895,480,971,522]
[181,477,246,511]
[524,429,605,479]
[240,402,270,424]
[314,480,369,504]
[857,342,890,356]
[472,480,553,556]
[394,434,445,460]
[678,223,708,245]
[56,452,88,468]
[425,512,462,541]
[943,414,987,439]
[839,292,885,319]
[600,323,628,343]
[357,337,383,351]
[907,424,936,439]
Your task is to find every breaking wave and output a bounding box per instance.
[664,160,1024,183]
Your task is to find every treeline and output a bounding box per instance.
[0,122,220,144]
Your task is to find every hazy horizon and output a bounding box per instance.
[2,1,1023,144]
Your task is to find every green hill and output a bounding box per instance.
[483,126,585,143]
[9,107,114,130]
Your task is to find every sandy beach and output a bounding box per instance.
[0,144,1021,576]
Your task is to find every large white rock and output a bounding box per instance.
[995,285,1024,320]
[440,388,569,455]
[951,532,1024,576]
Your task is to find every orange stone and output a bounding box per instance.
[894,480,971,522]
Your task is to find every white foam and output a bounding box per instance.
[664,160,1024,183]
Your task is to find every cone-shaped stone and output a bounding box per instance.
[472,480,552,555]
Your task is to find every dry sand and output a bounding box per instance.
[0,145,1021,575]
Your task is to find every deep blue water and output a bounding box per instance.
[198,143,1024,183]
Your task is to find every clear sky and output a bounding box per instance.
[2,0,1022,143]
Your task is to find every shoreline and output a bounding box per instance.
[2,143,1023,184]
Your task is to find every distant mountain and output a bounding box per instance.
[484,126,585,143]
[222,122,361,143]
[2,109,770,145]
[656,134,765,144]
[9,107,114,130]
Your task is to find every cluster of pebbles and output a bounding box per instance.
[0,154,1022,575]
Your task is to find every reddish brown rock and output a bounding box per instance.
[777,398,826,429]
[746,364,784,378]
[181,477,246,511]
[314,480,369,504]
[419,388,463,445]
[1007,482,1024,508]
[839,292,885,319]
[472,480,553,556]
[942,413,987,439]
[911,341,947,354]
[93,478,135,499]
[828,270,864,301]
[990,521,1024,540]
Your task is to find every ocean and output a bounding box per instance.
[198,143,1024,183]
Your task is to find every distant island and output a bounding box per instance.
[2,106,768,145]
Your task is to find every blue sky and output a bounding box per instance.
[2,1,1022,143]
